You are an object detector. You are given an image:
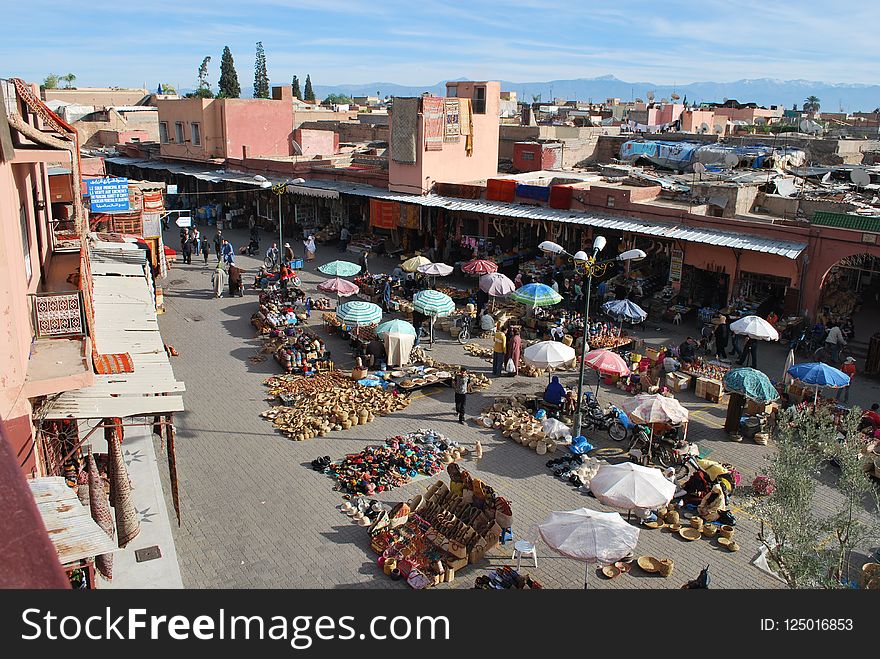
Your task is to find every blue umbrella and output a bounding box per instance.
[723,367,779,403]
[510,283,562,308]
[602,299,647,323]
[787,362,849,404]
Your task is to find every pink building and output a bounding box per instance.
[650,103,685,126]
[680,109,718,133]
[0,78,94,475]
[388,81,500,194]
[157,94,294,162]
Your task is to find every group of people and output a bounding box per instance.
[491,323,523,377]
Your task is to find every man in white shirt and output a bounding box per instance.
[550,279,560,293]
[825,322,846,364]
[663,356,681,373]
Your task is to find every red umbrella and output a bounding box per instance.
[461,259,498,275]
[582,349,630,377]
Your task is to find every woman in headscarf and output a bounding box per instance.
[507,327,522,376]
[543,375,565,406]
[303,235,317,262]
[211,262,227,298]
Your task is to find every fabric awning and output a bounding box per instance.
[287,184,339,199]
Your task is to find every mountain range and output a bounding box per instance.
[311,75,880,112]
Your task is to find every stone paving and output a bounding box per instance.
[154,226,879,589]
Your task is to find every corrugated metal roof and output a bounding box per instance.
[105,157,266,187]
[812,211,880,233]
[29,477,119,565]
[295,180,808,259]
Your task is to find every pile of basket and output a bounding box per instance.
[477,397,558,455]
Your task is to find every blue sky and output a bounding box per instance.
[2,0,878,89]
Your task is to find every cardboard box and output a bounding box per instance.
[665,372,691,392]
[646,347,663,362]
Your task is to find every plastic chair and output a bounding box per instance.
[512,539,538,569]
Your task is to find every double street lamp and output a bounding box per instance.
[538,237,646,438]
[267,177,306,264]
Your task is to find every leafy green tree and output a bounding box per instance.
[197,56,212,96]
[218,46,240,98]
[160,83,177,94]
[803,96,821,113]
[61,73,77,89]
[323,93,352,104]
[253,42,269,99]
[43,74,60,89]
[303,74,315,102]
[291,75,302,100]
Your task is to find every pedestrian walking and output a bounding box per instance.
[507,327,522,376]
[492,322,507,377]
[736,337,758,368]
[182,233,193,264]
[201,237,210,263]
[837,356,856,402]
[211,262,227,298]
[359,249,370,276]
[382,277,393,312]
[303,235,316,262]
[453,366,470,424]
[213,231,223,262]
[221,239,235,265]
[713,316,729,360]
[338,226,351,252]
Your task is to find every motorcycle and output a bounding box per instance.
[581,393,636,442]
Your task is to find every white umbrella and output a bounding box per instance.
[730,315,779,341]
[539,508,640,588]
[622,393,689,425]
[523,340,576,382]
[589,463,675,513]
[417,262,454,277]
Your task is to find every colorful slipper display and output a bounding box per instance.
[326,430,462,495]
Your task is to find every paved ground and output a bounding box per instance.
[154,226,879,589]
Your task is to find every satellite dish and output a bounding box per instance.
[660,98,669,104]
[646,90,655,101]
[714,124,724,134]
[694,162,706,174]
[799,119,811,133]
[699,122,710,134]
[755,116,766,124]
[851,169,871,187]
[724,153,739,167]
[671,93,681,101]
[635,98,644,103]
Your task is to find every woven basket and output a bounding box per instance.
[720,525,735,539]
[690,517,704,530]
[658,559,674,577]
[664,510,680,525]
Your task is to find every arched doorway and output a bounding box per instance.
[818,253,880,368]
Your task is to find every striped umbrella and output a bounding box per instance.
[336,300,382,326]
[401,255,431,273]
[510,282,562,308]
[412,290,455,317]
[376,319,416,337]
[318,260,361,277]
[462,258,498,275]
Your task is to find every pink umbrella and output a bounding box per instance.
[318,276,359,306]
[462,259,498,275]
[583,349,630,376]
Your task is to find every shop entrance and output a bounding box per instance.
[680,265,729,309]
[819,253,880,366]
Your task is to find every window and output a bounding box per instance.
[606,195,615,208]
[447,85,458,98]
[20,205,32,281]
[175,122,185,143]
[159,122,169,143]
[190,122,201,146]
[473,86,486,114]
[521,151,535,161]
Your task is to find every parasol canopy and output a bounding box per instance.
[479,272,516,297]
[786,362,850,388]
[412,289,455,317]
[602,298,647,324]
[523,341,576,369]
[510,283,562,308]
[539,508,640,565]
[384,332,415,367]
[317,277,359,297]
[589,462,676,511]
[461,258,498,275]
[376,319,416,337]
[622,393,689,424]
[582,348,630,377]
[730,315,779,341]
[335,300,382,326]
[318,260,361,277]
[417,262,454,277]
[401,255,431,273]
[722,367,779,403]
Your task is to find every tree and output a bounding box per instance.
[218,46,240,98]
[804,96,821,113]
[253,42,269,99]
[303,74,315,102]
[160,83,177,95]
[61,73,77,89]
[291,75,302,100]
[323,93,351,105]
[197,56,212,95]
[43,74,60,89]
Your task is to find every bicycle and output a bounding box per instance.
[814,343,851,365]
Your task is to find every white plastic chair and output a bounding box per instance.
[512,539,538,569]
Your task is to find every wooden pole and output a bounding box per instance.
[166,414,181,526]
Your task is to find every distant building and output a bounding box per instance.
[41,86,149,107]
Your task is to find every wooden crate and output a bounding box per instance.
[665,372,691,392]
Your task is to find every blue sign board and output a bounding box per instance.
[86,177,130,212]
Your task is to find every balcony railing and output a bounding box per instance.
[31,291,86,339]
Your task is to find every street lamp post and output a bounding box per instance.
[538,238,646,438]
[270,178,305,266]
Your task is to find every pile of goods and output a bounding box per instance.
[321,312,342,329]
[326,430,464,495]
[368,466,512,588]
[546,454,604,489]
[477,397,567,455]
[311,298,332,311]
[589,334,632,350]
[260,372,410,440]
[463,343,493,361]
[681,360,730,381]
[251,288,310,335]
[474,567,542,589]
[434,284,471,300]
[405,351,492,392]
[273,330,329,373]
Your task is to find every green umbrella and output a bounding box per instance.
[318,260,361,277]
[376,319,416,337]
[722,367,779,403]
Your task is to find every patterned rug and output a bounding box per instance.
[423,97,445,151]
[390,97,419,164]
[444,98,461,142]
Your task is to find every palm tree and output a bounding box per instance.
[803,95,821,113]
[61,73,76,89]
